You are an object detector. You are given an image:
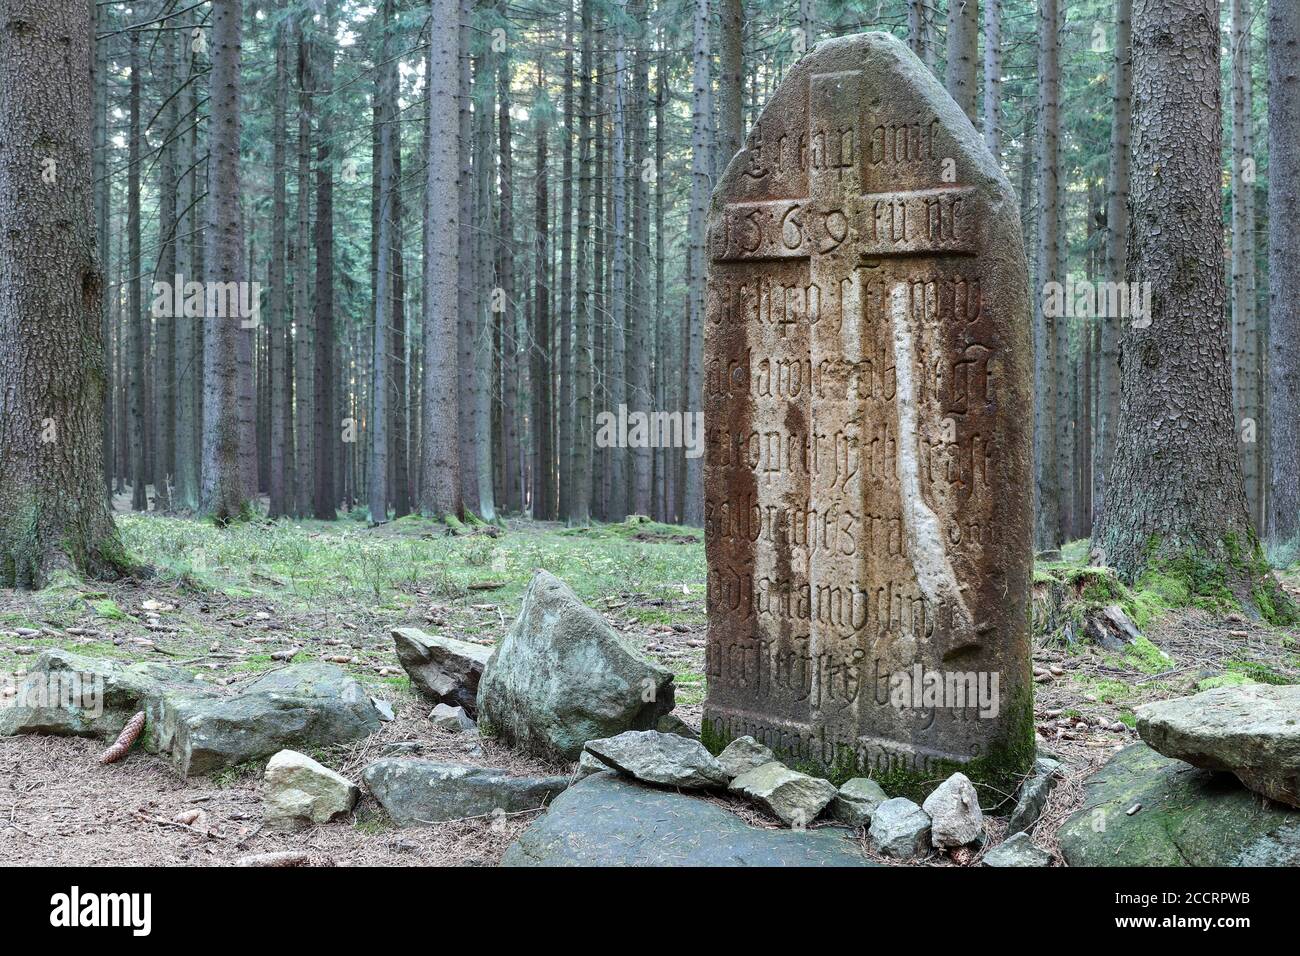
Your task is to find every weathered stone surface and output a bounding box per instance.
[728,761,837,826]
[476,571,675,760]
[430,703,478,733]
[716,735,776,778]
[1136,684,1300,808]
[701,32,1034,790]
[831,777,888,825]
[392,627,492,715]
[868,797,932,859]
[921,771,984,847]
[983,832,1052,867]
[1,653,382,778]
[584,730,729,789]
[1007,756,1062,834]
[502,772,875,867]
[263,750,359,825]
[1058,744,1300,867]
[573,749,611,781]
[655,713,700,740]
[362,759,570,827]
[155,664,382,777]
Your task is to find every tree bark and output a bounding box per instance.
[0,0,124,585]
[269,0,291,518]
[946,0,978,122]
[1034,0,1060,551]
[570,0,594,526]
[312,0,337,519]
[684,0,709,526]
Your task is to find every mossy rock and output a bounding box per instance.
[1058,743,1300,866]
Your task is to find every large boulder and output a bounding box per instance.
[263,750,359,825]
[475,571,675,760]
[922,772,984,848]
[502,773,876,866]
[153,664,382,777]
[727,761,837,827]
[983,832,1052,867]
[1136,684,1300,808]
[1058,743,1300,866]
[583,730,729,789]
[391,627,492,715]
[362,759,570,827]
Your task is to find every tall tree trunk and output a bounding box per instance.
[1097,0,1132,530]
[1267,0,1300,542]
[558,2,575,522]
[473,46,496,521]
[155,20,179,512]
[0,0,124,585]
[570,0,594,526]
[608,3,629,521]
[421,0,463,517]
[532,96,554,520]
[684,0,709,526]
[201,0,248,521]
[496,8,520,513]
[1095,0,1273,611]
[1034,0,1060,551]
[269,1,291,518]
[369,0,395,524]
[908,0,934,72]
[1230,0,1261,531]
[128,30,147,512]
[946,0,978,121]
[456,0,480,515]
[312,0,337,519]
[982,0,1001,155]
[630,0,651,517]
[174,40,200,511]
[94,0,111,500]
[718,0,743,163]
[293,21,313,517]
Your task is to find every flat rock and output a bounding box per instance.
[263,750,359,825]
[727,761,837,827]
[1137,684,1300,808]
[502,773,875,866]
[716,735,776,779]
[1007,756,1062,835]
[831,777,888,826]
[476,571,675,760]
[868,798,932,859]
[983,832,1052,867]
[1058,743,1300,866]
[430,703,477,733]
[363,759,570,827]
[584,730,728,788]
[1,652,381,778]
[922,772,984,848]
[392,627,493,715]
[154,664,382,777]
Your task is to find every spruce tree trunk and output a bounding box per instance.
[293,21,314,517]
[608,7,628,521]
[982,0,1001,156]
[946,0,978,121]
[569,0,594,526]
[629,0,651,517]
[1267,0,1300,542]
[0,0,124,586]
[718,0,743,164]
[369,0,394,525]
[1097,0,1132,529]
[1095,0,1272,611]
[496,9,520,514]
[155,21,178,512]
[128,30,147,512]
[420,0,463,517]
[456,0,479,515]
[312,0,337,519]
[173,41,200,510]
[1034,0,1060,552]
[684,0,709,526]
[269,2,291,519]
[201,0,249,522]
[558,3,575,522]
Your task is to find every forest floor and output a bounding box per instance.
[1,509,1297,866]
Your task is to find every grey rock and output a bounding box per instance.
[391,627,493,715]
[362,759,570,827]
[727,761,837,827]
[655,712,700,740]
[983,832,1052,867]
[573,749,611,781]
[430,703,478,734]
[868,798,932,859]
[1008,757,1063,835]
[1,652,380,778]
[716,735,775,779]
[475,571,675,760]
[502,772,876,866]
[1084,604,1143,651]
[831,777,888,826]
[1137,684,1300,807]
[263,750,359,825]
[371,698,395,722]
[584,730,728,788]
[1058,743,1300,866]
[922,772,984,848]
[153,664,382,777]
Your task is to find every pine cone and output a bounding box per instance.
[98,711,145,764]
